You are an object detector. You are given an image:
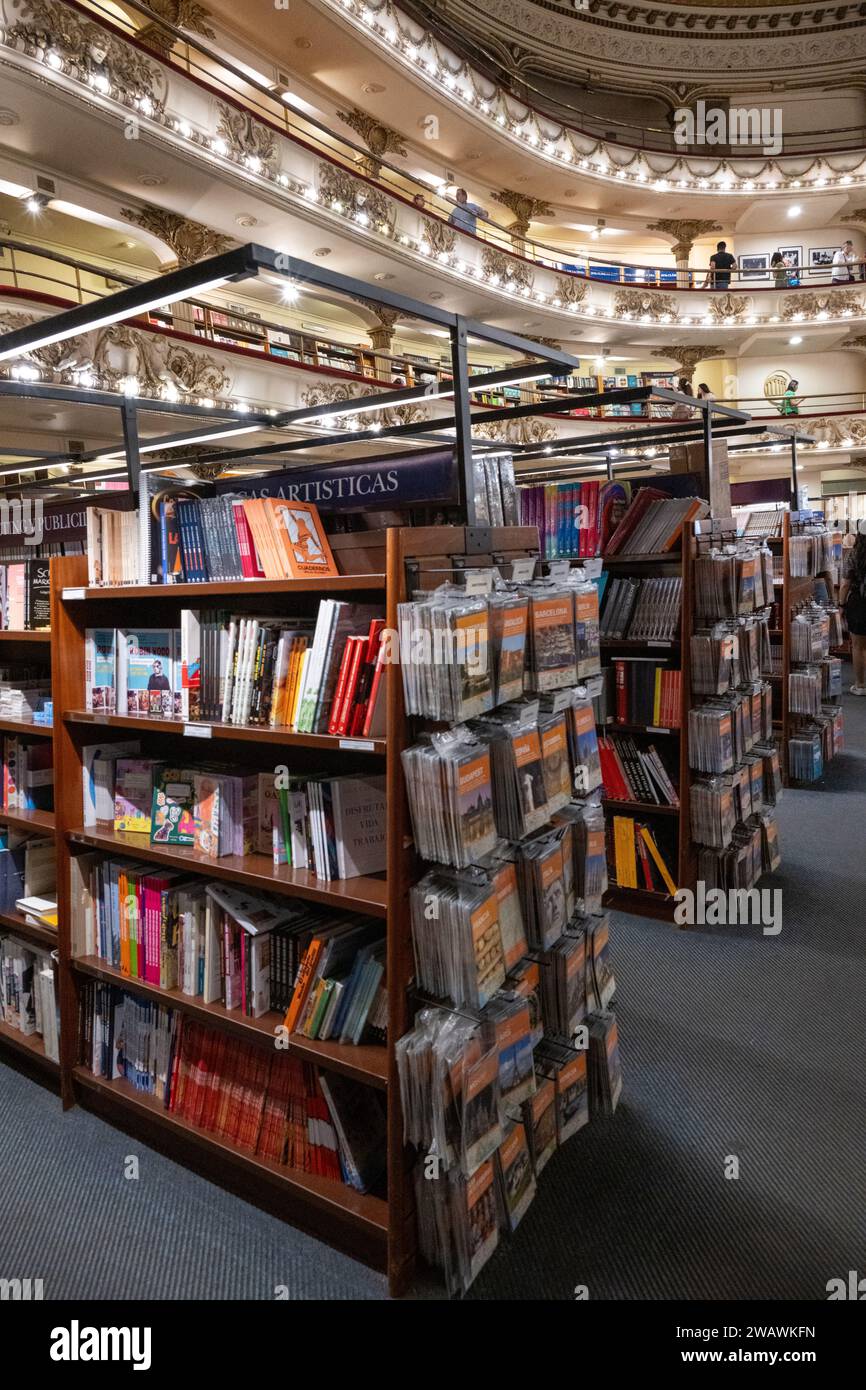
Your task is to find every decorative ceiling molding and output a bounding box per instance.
[475,417,558,444]
[119,204,234,266]
[614,288,678,322]
[480,246,534,291]
[6,0,166,105]
[779,287,864,319]
[216,102,278,177]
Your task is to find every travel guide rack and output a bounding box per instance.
[774,511,842,786]
[597,537,697,923]
[38,524,537,1296]
[0,604,58,1077]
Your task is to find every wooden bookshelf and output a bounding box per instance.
[0,575,58,1075]
[47,537,466,1294]
[597,543,695,921]
[62,710,386,756]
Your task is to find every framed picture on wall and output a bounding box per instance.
[778,245,803,269]
[809,247,837,276]
[740,252,770,280]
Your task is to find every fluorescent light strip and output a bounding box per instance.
[90,424,261,464]
[0,276,229,363]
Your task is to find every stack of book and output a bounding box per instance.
[106,759,387,881]
[599,734,679,806]
[0,932,59,1060]
[86,600,388,738]
[605,491,707,557]
[610,659,681,727]
[80,983,387,1188]
[86,486,340,588]
[609,815,677,894]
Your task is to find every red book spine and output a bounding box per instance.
[333,638,365,736]
[348,618,385,737]
[327,638,356,736]
[232,502,265,579]
[362,634,388,737]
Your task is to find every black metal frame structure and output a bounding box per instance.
[0,242,734,522]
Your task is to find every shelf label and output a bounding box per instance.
[184,723,213,739]
[547,560,571,580]
[510,556,536,583]
[339,738,375,751]
[550,690,574,714]
[648,640,672,647]
[463,569,493,595]
[647,726,671,735]
[62,587,86,601]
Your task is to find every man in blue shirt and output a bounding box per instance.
[448,187,488,234]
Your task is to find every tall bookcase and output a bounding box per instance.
[597,540,697,923]
[0,618,58,1078]
[41,524,539,1296]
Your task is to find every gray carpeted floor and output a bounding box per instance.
[1,679,864,1301]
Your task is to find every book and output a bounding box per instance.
[85,629,117,714]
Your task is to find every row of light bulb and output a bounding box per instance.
[337,0,866,192]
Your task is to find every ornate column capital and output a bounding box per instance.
[652,345,725,377]
[647,219,723,260]
[337,107,408,178]
[490,190,553,239]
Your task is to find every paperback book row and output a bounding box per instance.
[86,598,387,737]
[73,853,386,1041]
[519,479,627,560]
[86,484,340,587]
[600,575,682,643]
[401,693,606,872]
[89,747,386,881]
[397,916,620,1294]
[469,451,520,529]
[0,933,59,1061]
[0,670,52,725]
[2,735,54,814]
[399,578,601,724]
[788,528,838,579]
[608,658,682,729]
[79,984,387,1192]
[604,492,708,558]
[0,560,50,631]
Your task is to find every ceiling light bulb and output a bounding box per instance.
[787,204,802,218]
[789,335,803,345]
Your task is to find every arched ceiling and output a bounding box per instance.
[403,0,866,105]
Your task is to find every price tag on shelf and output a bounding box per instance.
[583,558,604,579]
[184,723,213,739]
[648,640,672,648]
[547,560,571,581]
[339,738,376,752]
[510,556,536,583]
[62,587,86,601]
[550,689,574,714]
[463,569,493,595]
[647,726,670,735]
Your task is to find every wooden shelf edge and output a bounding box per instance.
[0,806,55,832]
[66,826,388,918]
[0,719,54,737]
[72,1066,389,1240]
[602,798,679,816]
[0,1017,59,1069]
[0,909,58,949]
[63,576,386,600]
[71,957,388,1088]
[62,711,386,755]
[0,630,51,641]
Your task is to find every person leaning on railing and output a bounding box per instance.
[703,241,737,289]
